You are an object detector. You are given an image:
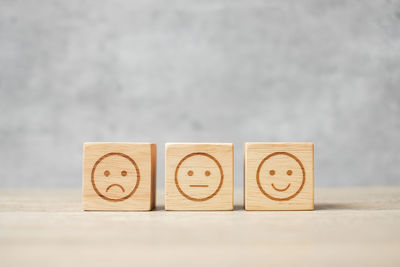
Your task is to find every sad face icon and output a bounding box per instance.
[91,153,140,202]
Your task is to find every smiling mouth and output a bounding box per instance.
[190,185,209,187]
[271,183,290,192]
[106,184,125,192]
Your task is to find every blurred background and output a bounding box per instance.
[0,0,399,189]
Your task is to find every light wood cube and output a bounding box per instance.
[165,143,234,211]
[245,142,314,210]
[82,142,156,211]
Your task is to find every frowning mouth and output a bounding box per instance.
[106,184,125,192]
[271,183,290,192]
[190,185,209,188]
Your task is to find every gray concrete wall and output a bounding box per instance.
[1,0,399,188]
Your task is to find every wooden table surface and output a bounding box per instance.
[1,187,399,267]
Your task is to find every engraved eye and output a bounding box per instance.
[188,170,193,176]
[104,170,110,177]
[269,170,275,176]
[205,170,211,176]
[287,170,293,176]
[121,170,127,176]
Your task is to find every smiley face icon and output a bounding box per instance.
[91,152,140,202]
[256,152,305,201]
[175,152,224,202]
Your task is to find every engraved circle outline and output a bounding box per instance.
[91,152,140,202]
[175,152,224,202]
[256,152,305,201]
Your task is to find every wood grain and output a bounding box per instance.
[0,187,400,267]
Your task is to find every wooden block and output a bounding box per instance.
[245,142,314,210]
[82,142,156,211]
[165,143,234,211]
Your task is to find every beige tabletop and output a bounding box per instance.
[0,187,399,267]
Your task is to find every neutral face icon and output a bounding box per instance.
[175,152,224,201]
[256,152,305,201]
[91,152,140,202]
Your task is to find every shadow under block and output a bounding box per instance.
[245,143,314,210]
[82,143,156,211]
[165,143,234,211]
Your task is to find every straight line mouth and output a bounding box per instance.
[190,185,209,188]
[106,184,125,192]
[271,183,290,192]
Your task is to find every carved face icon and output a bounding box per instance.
[91,153,140,202]
[256,152,305,201]
[175,152,224,201]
